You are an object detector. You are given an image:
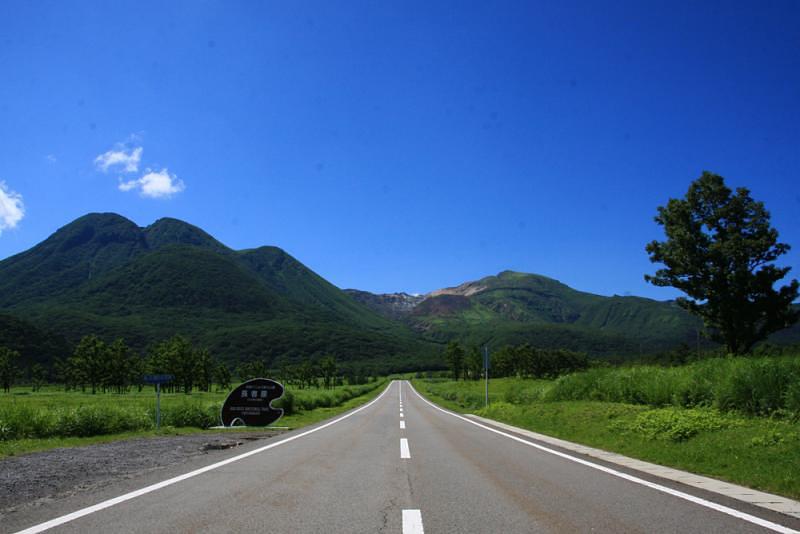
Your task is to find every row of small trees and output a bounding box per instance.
[488,344,589,378]
[55,334,231,394]
[1,336,370,394]
[237,355,374,390]
[443,341,589,381]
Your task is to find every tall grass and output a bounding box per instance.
[274,382,385,414]
[0,405,153,440]
[546,356,800,416]
[419,356,800,417]
[0,380,386,441]
[423,379,550,411]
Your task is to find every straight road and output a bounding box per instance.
[6,381,800,533]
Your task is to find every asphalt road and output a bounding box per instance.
[6,380,800,533]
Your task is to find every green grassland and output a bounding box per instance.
[0,380,388,458]
[413,357,800,499]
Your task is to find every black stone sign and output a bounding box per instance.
[220,378,284,427]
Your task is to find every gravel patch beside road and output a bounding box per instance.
[0,432,277,519]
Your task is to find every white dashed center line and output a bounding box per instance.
[400,421,406,429]
[402,509,424,534]
[400,438,411,459]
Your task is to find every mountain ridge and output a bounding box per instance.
[0,213,432,371]
[1,213,798,370]
[346,270,800,355]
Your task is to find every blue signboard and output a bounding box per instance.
[143,374,174,384]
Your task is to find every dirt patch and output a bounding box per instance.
[0,431,277,517]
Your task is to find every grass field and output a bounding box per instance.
[0,380,388,457]
[413,366,800,500]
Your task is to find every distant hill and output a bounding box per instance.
[348,271,800,357]
[0,213,432,371]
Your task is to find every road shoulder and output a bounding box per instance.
[467,413,800,521]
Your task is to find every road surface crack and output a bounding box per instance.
[377,497,397,533]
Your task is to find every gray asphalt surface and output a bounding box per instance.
[5,380,800,533]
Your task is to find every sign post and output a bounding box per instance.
[143,374,174,430]
[483,346,490,408]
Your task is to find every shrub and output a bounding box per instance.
[785,382,800,419]
[610,408,739,442]
[161,402,220,429]
[274,389,295,415]
[476,401,519,421]
[54,406,152,436]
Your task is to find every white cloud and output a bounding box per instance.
[94,145,142,173]
[46,154,57,163]
[119,168,185,199]
[0,181,25,235]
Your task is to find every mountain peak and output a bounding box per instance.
[429,279,488,298]
[144,217,229,253]
[0,212,147,306]
[70,212,136,225]
[47,212,143,253]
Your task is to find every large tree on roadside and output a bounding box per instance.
[444,341,465,381]
[645,171,799,354]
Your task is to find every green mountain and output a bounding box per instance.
[0,213,432,371]
[404,271,703,356]
[351,271,799,357]
[3,214,796,371]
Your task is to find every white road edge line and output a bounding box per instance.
[402,509,424,534]
[407,381,799,534]
[400,438,411,459]
[14,381,398,534]
[400,421,406,429]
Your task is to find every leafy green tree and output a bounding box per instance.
[72,335,109,394]
[320,355,337,389]
[52,356,68,389]
[646,172,799,354]
[106,338,133,393]
[214,363,232,391]
[29,363,47,392]
[298,360,317,389]
[0,347,20,392]
[465,346,483,380]
[149,335,196,393]
[237,360,268,382]
[194,348,214,392]
[128,352,147,392]
[444,341,465,381]
[491,345,517,377]
[168,336,197,394]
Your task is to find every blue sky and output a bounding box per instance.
[0,1,798,299]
